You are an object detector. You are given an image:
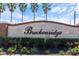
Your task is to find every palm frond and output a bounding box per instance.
[30,3,39,12]
[7,3,16,12]
[0,3,5,12]
[19,3,27,12]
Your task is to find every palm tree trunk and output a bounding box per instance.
[46,8,47,21]
[11,12,12,22]
[33,12,35,21]
[22,12,23,22]
[74,11,76,25]
[46,13,47,21]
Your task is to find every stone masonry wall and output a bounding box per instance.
[0,23,8,37]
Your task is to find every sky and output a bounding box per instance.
[1,3,79,25]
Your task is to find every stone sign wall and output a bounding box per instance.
[0,23,8,37]
[7,21,79,38]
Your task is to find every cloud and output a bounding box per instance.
[59,7,67,13]
[47,17,75,25]
[51,4,68,13]
[0,7,30,24]
[76,3,79,11]
[0,3,79,25]
[51,3,75,14]
[1,9,10,23]
[35,17,45,21]
[51,7,61,13]
[75,17,79,24]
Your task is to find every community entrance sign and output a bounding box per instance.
[24,26,62,37]
[7,21,79,38]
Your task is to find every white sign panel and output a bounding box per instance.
[8,21,79,38]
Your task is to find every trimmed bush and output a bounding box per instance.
[20,47,30,54]
[0,48,3,52]
[59,50,65,55]
[7,46,16,55]
[70,46,79,55]
[45,50,51,54]
[65,50,72,55]
[30,48,38,54]
[0,48,4,55]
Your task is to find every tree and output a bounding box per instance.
[42,3,51,21]
[0,3,5,21]
[7,3,16,22]
[30,3,39,21]
[19,3,27,23]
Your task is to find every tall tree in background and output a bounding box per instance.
[7,3,16,22]
[30,3,39,21]
[0,3,5,21]
[19,3,27,22]
[74,3,77,25]
[42,3,51,21]
[74,11,76,25]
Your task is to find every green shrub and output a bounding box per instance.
[17,44,22,51]
[70,47,79,55]
[59,50,65,55]
[45,50,51,54]
[7,47,16,55]
[65,50,72,55]
[20,47,30,54]
[0,48,3,52]
[0,48,4,55]
[30,48,38,54]
[66,46,79,55]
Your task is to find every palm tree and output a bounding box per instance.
[19,3,27,23]
[42,3,51,21]
[7,3,16,22]
[30,3,39,21]
[0,3,5,21]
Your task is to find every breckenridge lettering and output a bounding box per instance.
[24,26,62,37]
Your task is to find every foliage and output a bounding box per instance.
[0,3,5,20]
[59,50,65,55]
[1,37,79,55]
[4,37,12,43]
[45,50,51,54]
[7,3,16,22]
[30,48,38,54]
[65,50,72,55]
[19,3,27,12]
[42,3,51,14]
[7,3,16,12]
[0,47,4,55]
[0,3,5,12]
[70,46,79,55]
[19,3,27,22]
[65,45,79,55]
[20,47,30,54]
[7,46,16,55]
[30,3,39,20]
[42,3,51,20]
[0,48,3,52]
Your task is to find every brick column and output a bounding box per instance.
[0,23,8,37]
